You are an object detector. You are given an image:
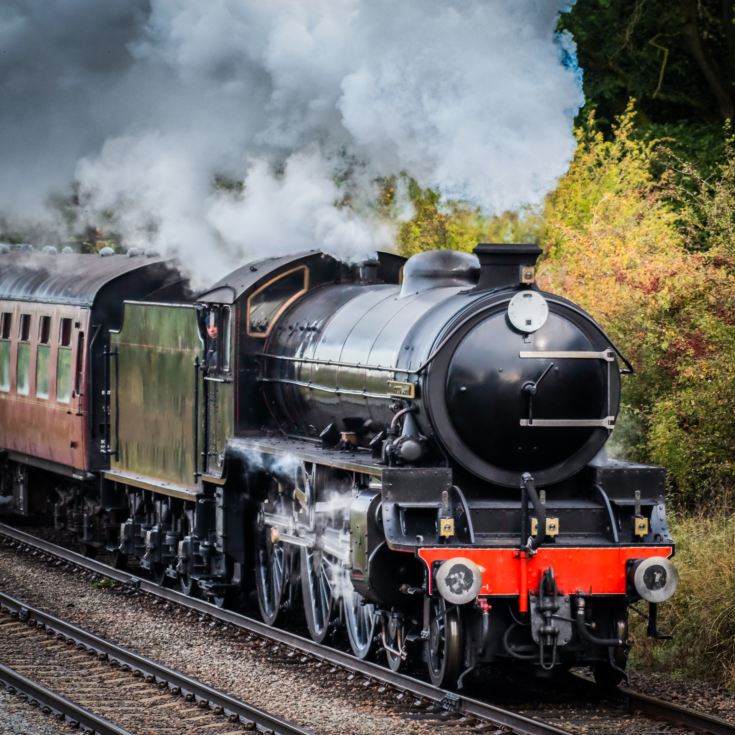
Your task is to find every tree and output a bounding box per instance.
[563,0,735,124]
[540,104,735,507]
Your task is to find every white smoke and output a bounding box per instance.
[206,151,394,265]
[0,0,583,285]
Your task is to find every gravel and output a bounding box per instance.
[1,540,734,735]
[0,688,73,735]
[462,668,703,734]
[628,670,735,725]
[0,546,448,735]
[0,614,269,735]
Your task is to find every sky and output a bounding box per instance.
[0,0,583,283]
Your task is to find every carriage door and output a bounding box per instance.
[202,305,234,478]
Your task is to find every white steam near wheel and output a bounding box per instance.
[343,581,377,660]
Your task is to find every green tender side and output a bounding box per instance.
[206,369,235,478]
[111,302,202,488]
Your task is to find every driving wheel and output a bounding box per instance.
[344,585,376,659]
[301,545,335,643]
[255,520,287,625]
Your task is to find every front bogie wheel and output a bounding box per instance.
[593,618,628,689]
[425,597,463,688]
[383,614,407,672]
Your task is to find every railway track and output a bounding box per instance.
[0,521,732,735]
[571,673,735,735]
[0,588,309,735]
[0,661,130,735]
[0,521,572,735]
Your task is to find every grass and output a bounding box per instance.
[91,577,116,591]
[630,512,735,689]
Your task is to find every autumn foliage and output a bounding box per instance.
[540,105,735,508]
[396,103,735,509]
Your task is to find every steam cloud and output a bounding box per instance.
[0,1,583,284]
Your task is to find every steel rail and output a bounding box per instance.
[10,524,733,735]
[0,521,572,735]
[620,687,735,735]
[0,661,132,735]
[0,586,309,735]
[569,673,735,735]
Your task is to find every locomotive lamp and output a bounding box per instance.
[507,290,549,333]
[520,265,536,284]
[630,556,679,603]
[435,557,483,605]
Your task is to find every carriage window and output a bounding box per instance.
[60,318,72,347]
[75,332,84,394]
[0,313,11,340]
[39,315,51,344]
[36,346,50,399]
[19,314,30,342]
[56,318,75,403]
[57,348,72,404]
[0,313,11,392]
[35,315,52,399]
[16,314,31,396]
[247,266,308,337]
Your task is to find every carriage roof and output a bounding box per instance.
[0,252,172,306]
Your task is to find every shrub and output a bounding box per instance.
[91,577,116,590]
[631,513,735,689]
[391,177,542,256]
[393,102,735,508]
[540,103,735,508]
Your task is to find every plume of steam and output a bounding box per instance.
[0,0,583,285]
[231,445,302,485]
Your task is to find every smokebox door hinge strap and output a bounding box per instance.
[520,417,616,428]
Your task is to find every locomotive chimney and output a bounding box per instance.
[473,243,542,290]
[357,258,379,284]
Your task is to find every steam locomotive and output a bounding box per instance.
[0,243,678,689]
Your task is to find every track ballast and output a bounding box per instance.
[1,520,733,735]
[0,587,308,735]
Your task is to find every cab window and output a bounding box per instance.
[246,266,308,337]
[203,306,231,372]
[17,314,31,396]
[0,312,11,392]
